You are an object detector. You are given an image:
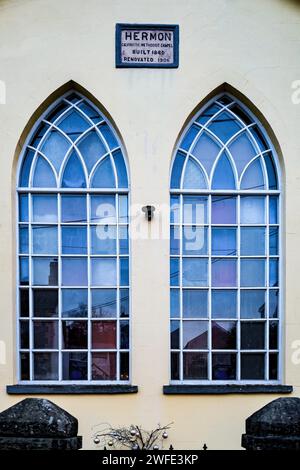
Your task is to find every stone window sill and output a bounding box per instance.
[7,384,138,395]
[163,384,293,395]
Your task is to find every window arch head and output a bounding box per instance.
[170,93,281,384]
[19,91,128,190]
[17,90,130,384]
[170,94,279,192]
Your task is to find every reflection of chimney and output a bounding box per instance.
[48,259,58,285]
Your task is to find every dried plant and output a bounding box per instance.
[92,422,173,450]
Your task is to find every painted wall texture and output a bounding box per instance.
[0,0,300,449]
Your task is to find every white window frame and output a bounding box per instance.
[16,91,131,385]
[169,93,283,385]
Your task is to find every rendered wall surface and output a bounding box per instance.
[0,0,299,449]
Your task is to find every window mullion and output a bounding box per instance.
[208,194,212,381]
[28,192,33,381]
[58,193,62,381]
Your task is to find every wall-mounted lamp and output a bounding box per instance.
[142,205,155,221]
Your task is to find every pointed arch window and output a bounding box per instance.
[17,91,130,383]
[170,94,281,383]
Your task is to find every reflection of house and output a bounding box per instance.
[48,259,58,285]
[171,322,236,350]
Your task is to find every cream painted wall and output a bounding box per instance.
[0,0,300,449]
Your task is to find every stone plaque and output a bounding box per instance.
[116,24,179,68]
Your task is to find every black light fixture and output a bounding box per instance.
[142,205,155,221]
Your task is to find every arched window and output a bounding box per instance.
[17,91,130,383]
[170,94,281,383]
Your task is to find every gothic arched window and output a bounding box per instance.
[170,94,280,383]
[17,91,130,383]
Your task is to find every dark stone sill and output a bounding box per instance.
[163,385,293,395]
[6,384,138,395]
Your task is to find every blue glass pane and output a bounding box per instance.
[240,158,265,190]
[58,110,90,141]
[30,122,50,148]
[32,195,57,223]
[119,195,128,224]
[62,226,87,254]
[212,352,236,380]
[63,352,87,380]
[62,151,86,188]
[62,258,87,286]
[40,130,70,173]
[269,228,278,255]
[91,225,116,254]
[228,132,257,176]
[182,258,208,287]
[183,158,207,189]
[241,259,265,287]
[269,290,279,318]
[250,125,269,152]
[92,156,116,188]
[19,149,35,187]
[264,152,278,189]
[98,123,118,150]
[120,257,129,286]
[77,101,101,123]
[180,124,199,151]
[212,228,236,256]
[19,194,29,222]
[212,196,236,224]
[170,289,180,318]
[183,290,208,318]
[183,196,208,224]
[170,226,180,255]
[269,259,278,287]
[170,320,180,349]
[119,226,129,254]
[212,259,237,287]
[113,150,128,188]
[241,227,265,255]
[170,258,179,286]
[32,226,58,254]
[33,157,56,188]
[91,195,116,223]
[208,111,241,143]
[19,226,29,254]
[240,290,265,319]
[47,101,69,122]
[196,104,221,126]
[33,258,58,286]
[91,258,117,286]
[212,153,236,189]
[170,151,186,189]
[212,290,237,318]
[269,197,278,224]
[192,132,221,175]
[183,226,207,255]
[240,196,265,224]
[170,196,180,224]
[61,195,87,223]
[77,130,106,173]
[20,257,29,285]
[120,289,129,318]
[62,289,88,318]
[92,289,117,318]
